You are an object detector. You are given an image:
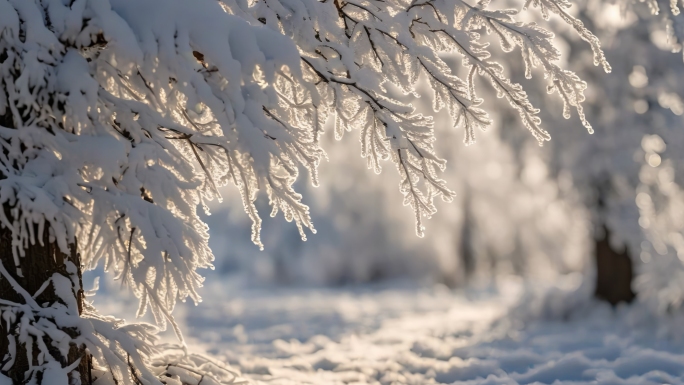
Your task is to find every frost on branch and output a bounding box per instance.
[621,0,684,59]
[221,0,609,235]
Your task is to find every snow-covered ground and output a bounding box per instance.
[117,277,683,385]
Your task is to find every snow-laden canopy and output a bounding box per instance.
[0,0,618,383]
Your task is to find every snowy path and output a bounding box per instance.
[167,281,684,385]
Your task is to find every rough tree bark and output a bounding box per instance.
[0,220,92,384]
[0,91,92,384]
[594,226,636,305]
[592,182,636,306]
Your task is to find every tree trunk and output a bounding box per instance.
[594,226,635,305]
[0,219,91,384]
[459,196,476,281]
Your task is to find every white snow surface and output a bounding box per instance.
[96,278,684,385]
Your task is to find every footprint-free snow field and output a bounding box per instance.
[165,281,684,385]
